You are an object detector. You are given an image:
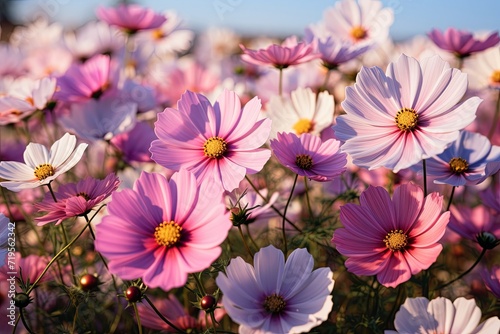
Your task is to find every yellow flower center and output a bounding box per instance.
[203,137,227,159]
[154,221,182,248]
[384,229,408,252]
[152,28,165,40]
[292,118,314,135]
[34,163,55,181]
[295,154,313,170]
[490,70,500,83]
[350,26,367,41]
[263,293,286,314]
[395,108,419,132]
[449,157,469,174]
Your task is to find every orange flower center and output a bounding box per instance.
[395,108,418,132]
[154,221,182,248]
[449,157,469,174]
[384,229,408,252]
[263,293,286,314]
[350,26,368,41]
[152,28,165,40]
[34,164,55,181]
[295,154,313,170]
[292,118,314,135]
[203,137,227,159]
[491,70,500,83]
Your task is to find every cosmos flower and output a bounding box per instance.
[423,130,500,186]
[216,245,334,334]
[315,36,373,69]
[449,205,500,249]
[481,265,500,299]
[479,174,500,213]
[150,89,271,192]
[270,132,347,182]
[464,46,500,90]
[385,296,500,334]
[36,173,120,226]
[332,183,449,288]
[308,0,394,45]
[96,4,166,34]
[240,36,318,69]
[94,170,231,292]
[333,54,481,172]
[428,28,500,58]
[0,133,88,192]
[110,121,157,164]
[266,87,334,139]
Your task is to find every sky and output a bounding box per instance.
[7,0,500,41]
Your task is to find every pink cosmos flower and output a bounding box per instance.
[35,173,120,226]
[240,36,319,69]
[479,175,500,213]
[333,54,481,172]
[0,133,88,192]
[110,121,156,163]
[316,36,372,68]
[481,265,500,299]
[94,170,231,292]
[216,245,334,333]
[270,132,347,182]
[96,4,166,34]
[332,183,450,288]
[423,130,500,186]
[55,54,112,103]
[428,28,500,57]
[150,89,271,192]
[449,205,500,248]
[137,295,225,332]
[385,297,500,334]
[0,253,52,283]
[464,47,500,90]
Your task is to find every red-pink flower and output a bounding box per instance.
[96,4,166,34]
[94,170,231,292]
[150,89,271,191]
[428,28,500,57]
[270,132,347,182]
[240,36,319,69]
[35,173,120,226]
[332,183,450,288]
[449,205,500,249]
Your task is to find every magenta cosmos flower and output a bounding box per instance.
[428,28,500,58]
[240,36,318,69]
[150,89,271,192]
[36,173,120,226]
[96,4,166,34]
[270,132,347,182]
[481,265,500,299]
[94,169,231,292]
[216,245,334,334]
[449,205,500,249]
[0,133,87,192]
[333,54,481,172]
[332,183,449,288]
[385,297,500,334]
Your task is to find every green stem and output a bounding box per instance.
[237,225,253,259]
[422,269,429,298]
[282,174,298,255]
[192,273,206,296]
[19,309,35,334]
[322,68,332,92]
[488,90,500,139]
[278,67,283,96]
[60,224,77,285]
[132,302,143,334]
[446,186,456,212]
[245,224,259,250]
[435,248,487,290]
[143,295,186,334]
[46,182,58,202]
[422,159,428,197]
[303,178,314,218]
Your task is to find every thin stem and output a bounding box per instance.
[237,225,253,259]
[192,273,206,296]
[303,178,314,218]
[19,309,35,334]
[60,224,78,285]
[132,302,143,334]
[456,56,464,70]
[143,295,186,334]
[72,305,79,334]
[209,310,218,334]
[422,159,428,197]
[282,174,299,255]
[321,68,333,91]
[278,67,283,96]
[245,224,259,250]
[422,269,429,298]
[446,186,456,212]
[435,248,488,290]
[46,182,58,202]
[488,90,500,139]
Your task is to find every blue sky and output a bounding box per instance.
[9,0,500,40]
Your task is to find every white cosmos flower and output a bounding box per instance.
[266,87,334,139]
[385,296,500,334]
[0,133,88,192]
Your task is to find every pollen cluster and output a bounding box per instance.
[263,293,286,314]
[34,163,55,181]
[203,136,228,159]
[449,157,469,174]
[491,70,500,84]
[350,26,367,41]
[395,108,418,132]
[384,229,408,252]
[154,221,182,248]
[293,118,314,135]
[295,154,313,170]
